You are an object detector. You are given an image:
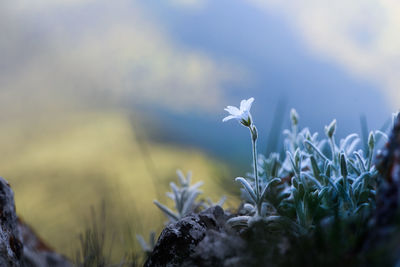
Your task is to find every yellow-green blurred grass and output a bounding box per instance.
[0,110,237,260]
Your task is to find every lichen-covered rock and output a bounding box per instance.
[185,226,246,267]
[145,206,293,267]
[0,177,23,266]
[145,206,229,267]
[0,176,72,267]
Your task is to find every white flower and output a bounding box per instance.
[223,97,254,126]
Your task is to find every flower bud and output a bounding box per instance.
[325,119,337,139]
[294,148,300,168]
[305,130,311,141]
[251,125,258,141]
[240,117,252,127]
[368,131,375,151]
[340,153,348,177]
[292,177,298,188]
[290,109,299,126]
[325,163,331,177]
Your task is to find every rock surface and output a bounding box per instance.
[0,177,23,266]
[144,205,230,267]
[0,176,72,267]
[144,205,291,267]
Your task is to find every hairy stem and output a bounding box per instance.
[367,149,373,171]
[250,127,261,214]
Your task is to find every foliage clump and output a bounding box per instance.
[141,97,400,266]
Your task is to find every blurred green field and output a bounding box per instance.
[0,110,238,261]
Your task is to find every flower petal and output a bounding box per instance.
[224,106,241,116]
[222,115,237,122]
[240,97,254,111]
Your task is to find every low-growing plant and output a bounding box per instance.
[153,170,204,223]
[140,98,398,265]
[223,97,384,235]
[137,169,225,254]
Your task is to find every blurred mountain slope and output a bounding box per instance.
[0,111,233,259]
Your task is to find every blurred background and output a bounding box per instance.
[0,0,398,261]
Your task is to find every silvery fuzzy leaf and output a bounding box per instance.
[353,151,366,173]
[227,216,251,228]
[303,173,322,189]
[304,140,330,162]
[260,178,281,201]
[149,231,156,248]
[186,171,193,185]
[189,181,204,192]
[217,196,227,207]
[236,177,257,204]
[340,133,358,151]
[354,203,369,214]
[176,169,186,186]
[166,192,175,200]
[154,200,179,222]
[136,234,151,252]
[345,138,360,156]
[374,130,388,143]
[286,151,298,174]
[181,190,201,216]
[310,156,321,181]
[170,182,181,211]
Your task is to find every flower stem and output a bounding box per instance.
[250,127,261,214]
[329,137,335,163]
[329,137,337,176]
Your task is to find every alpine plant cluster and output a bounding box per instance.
[223,97,384,234]
[138,97,388,253]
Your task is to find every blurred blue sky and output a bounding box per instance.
[0,0,398,164]
[140,0,392,163]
